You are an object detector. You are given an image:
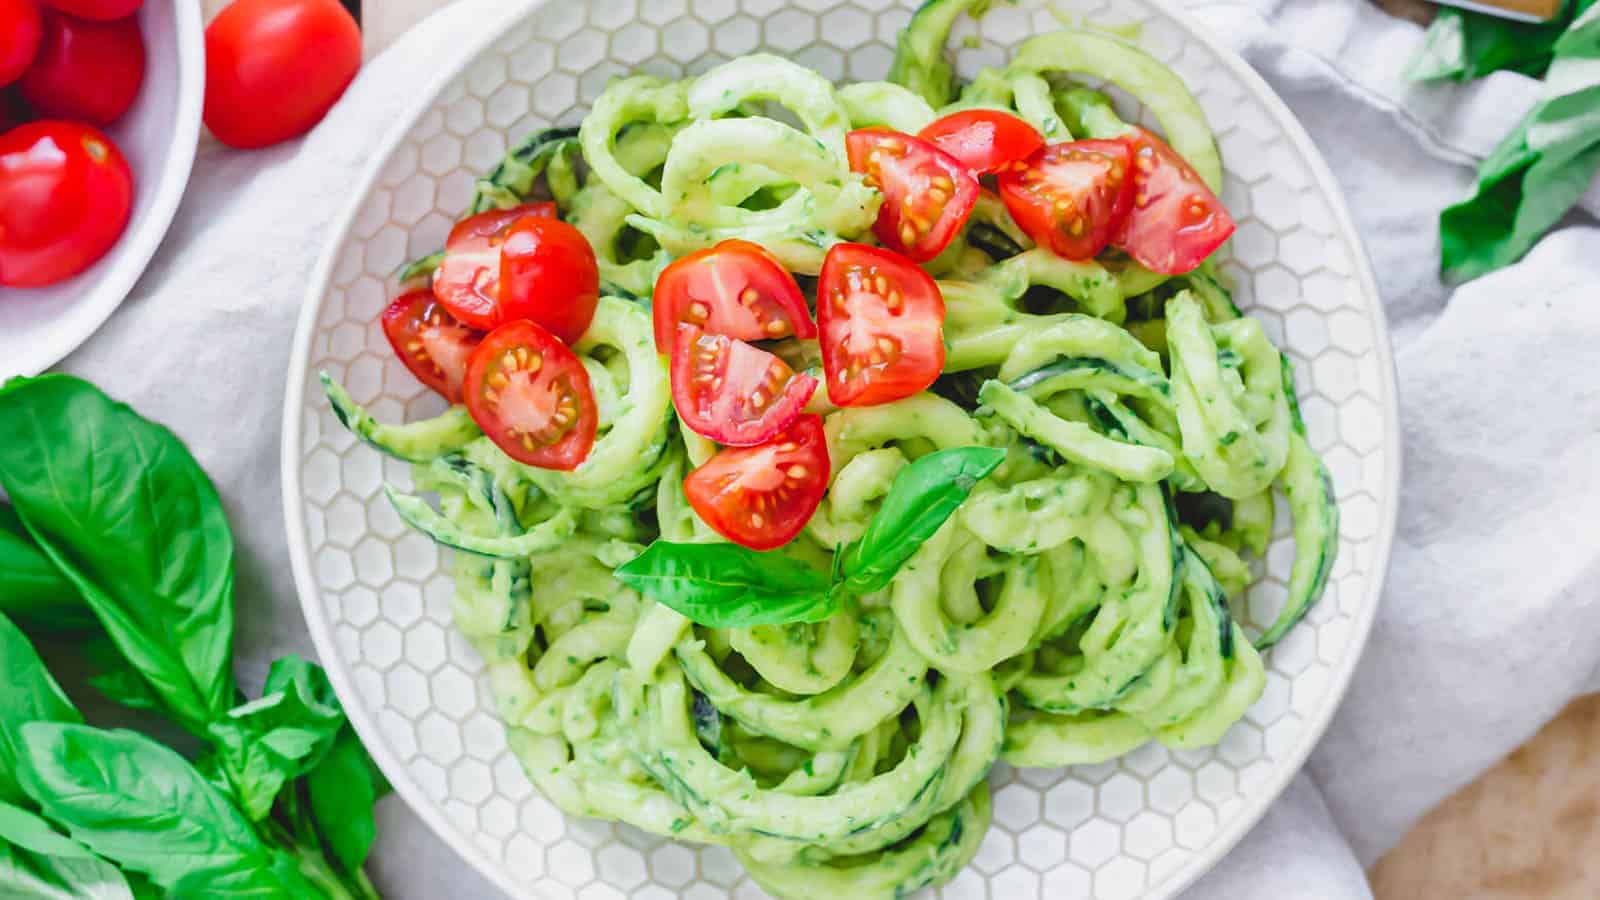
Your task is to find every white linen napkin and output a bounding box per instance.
[52,1,1600,897]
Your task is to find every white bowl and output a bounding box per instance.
[0,0,204,378]
[283,1,1402,897]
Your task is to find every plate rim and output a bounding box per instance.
[280,1,1402,896]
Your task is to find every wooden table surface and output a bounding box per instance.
[197,0,1595,896]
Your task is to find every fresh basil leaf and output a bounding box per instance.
[0,841,137,900]
[0,376,237,735]
[306,727,382,875]
[13,722,271,890]
[82,634,167,714]
[209,656,346,822]
[614,542,835,627]
[0,613,81,804]
[1440,3,1600,281]
[1406,3,1592,83]
[0,799,94,859]
[0,502,93,633]
[837,446,1006,595]
[166,850,322,899]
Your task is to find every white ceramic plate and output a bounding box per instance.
[0,0,204,378]
[283,1,1401,897]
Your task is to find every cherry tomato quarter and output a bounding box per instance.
[917,109,1044,176]
[498,215,599,345]
[817,243,945,407]
[204,0,360,149]
[650,239,815,354]
[432,202,556,331]
[464,320,597,471]
[683,413,830,550]
[19,10,144,126]
[998,139,1133,261]
[0,0,41,88]
[39,0,140,20]
[381,290,480,403]
[846,128,978,262]
[671,326,818,447]
[0,121,132,287]
[1113,127,1235,275]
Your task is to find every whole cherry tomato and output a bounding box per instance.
[0,121,133,287]
[19,10,145,126]
[0,0,42,88]
[204,0,361,149]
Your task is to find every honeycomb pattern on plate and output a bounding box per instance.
[287,1,1397,897]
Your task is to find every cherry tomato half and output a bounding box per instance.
[0,121,132,287]
[998,139,1133,261]
[817,243,944,407]
[0,0,41,88]
[40,0,140,20]
[684,413,829,550]
[464,320,597,471]
[671,326,818,447]
[381,290,480,403]
[499,215,599,345]
[650,239,815,354]
[204,0,360,149]
[432,202,556,331]
[846,128,978,262]
[20,10,144,126]
[1113,128,1235,275]
[917,109,1044,176]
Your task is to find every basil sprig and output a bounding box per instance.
[616,446,1006,628]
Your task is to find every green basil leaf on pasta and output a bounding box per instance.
[207,656,347,822]
[0,376,238,736]
[837,446,1006,595]
[614,542,835,627]
[0,613,81,805]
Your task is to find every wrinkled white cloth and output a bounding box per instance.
[52,1,1600,897]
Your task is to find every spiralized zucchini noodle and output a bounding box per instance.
[325,3,1339,896]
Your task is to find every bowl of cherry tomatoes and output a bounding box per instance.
[0,0,203,377]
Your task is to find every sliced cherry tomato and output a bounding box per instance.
[817,243,944,407]
[464,320,597,471]
[40,0,140,20]
[0,121,132,287]
[998,139,1133,261]
[0,0,42,88]
[1113,128,1236,275]
[380,290,480,403]
[204,0,360,149]
[19,10,144,126]
[433,202,557,331]
[671,326,818,447]
[684,414,829,550]
[498,215,599,345]
[650,239,815,354]
[917,109,1044,176]
[847,129,979,262]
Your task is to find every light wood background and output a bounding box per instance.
[196,0,1596,896]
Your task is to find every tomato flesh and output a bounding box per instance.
[0,121,132,287]
[998,139,1133,261]
[498,214,599,344]
[20,10,144,126]
[684,414,829,550]
[846,128,978,262]
[464,320,597,471]
[40,0,142,20]
[1113,128,1235,275]
[381,290,480,403]
[433,202,556,331]
[203,0,361,149]
[651,239,815,354]
[671,326,818,447]
[817,243,945,407]
[0,0,42,88]
[917,109,1044,176]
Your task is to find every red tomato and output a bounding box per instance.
[204,0,360,149]
[0,121,131,287]
[0,0,41,88]
[650,239,815,354]
[817,243,944,407]
[671,326,818,447]
[19,10,143,126]
[498,215,599,345]
[684,414,829,550]
[917,109,1044,176]
[846,128,978,262]
[998,139,1133,261]
[464,320,597,471]
[39,0,139,20]
[432,202,555,331]
[1113,128,1235,275]
[380,290,480,403]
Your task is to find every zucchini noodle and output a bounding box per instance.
[326,8,1339,897]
